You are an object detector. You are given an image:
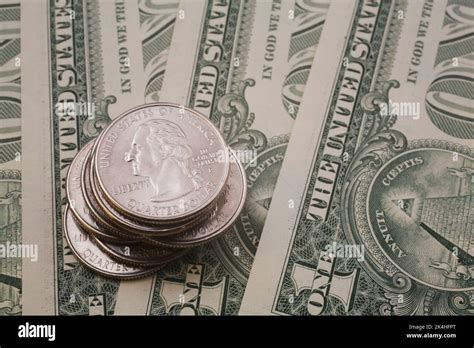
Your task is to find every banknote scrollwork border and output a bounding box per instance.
[82,96,116,139]
[341,80,473,315]
[217,79,268,153]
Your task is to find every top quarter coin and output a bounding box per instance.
[93,103,230,223]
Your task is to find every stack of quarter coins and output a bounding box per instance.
[64,103,246,279]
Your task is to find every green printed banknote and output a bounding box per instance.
[115,0,329,315]
[0,0,21,316]
[241,0,473,315]
[21,0,177,315]
[12,0,472,318]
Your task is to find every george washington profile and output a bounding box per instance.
[124,119,202,202]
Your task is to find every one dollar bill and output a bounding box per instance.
[241,0,473,315]
[115,0,329,315]
[0,0,21,316]
[20,0,178,315]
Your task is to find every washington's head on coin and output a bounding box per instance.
[94,103,229,222]
[124,119,202,203]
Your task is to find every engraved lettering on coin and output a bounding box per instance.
[63,206,161,279]
[90,158,214,237]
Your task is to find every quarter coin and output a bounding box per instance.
[93,103,229,223]
[63,206,161,279]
